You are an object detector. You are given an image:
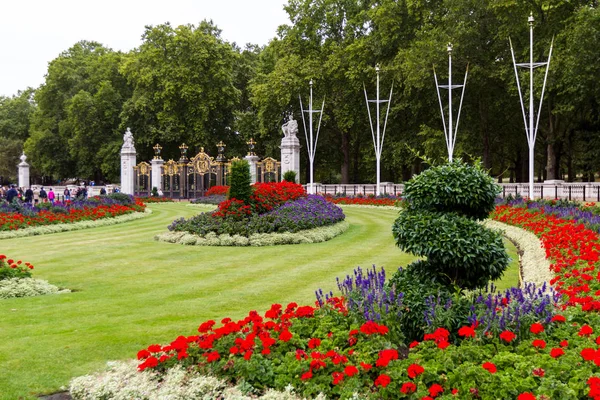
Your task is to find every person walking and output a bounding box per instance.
[48,188,55,204]
[39,187,47,203]
[5,185,18,203]
[24,187,33,204]
[64,187,71,201]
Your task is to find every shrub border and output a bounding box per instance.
[154,220,350,247]
[0,209,152,240]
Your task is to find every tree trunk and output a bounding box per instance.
[341,131,350,184]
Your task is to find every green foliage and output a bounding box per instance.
[403,160,500,221]
[25,41,130,182]
[0,257,32,281]
[393,161,509,290]
[282,170,297,183]
[228,159,252,204]
[151,187,159,197]
[106,192,134,205]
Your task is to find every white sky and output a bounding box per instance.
[0,0,290,97]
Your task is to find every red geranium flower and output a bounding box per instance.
[407,363,425,379]
[550,348,565,358]
[429,383,444,397]
[301,370,313,380]
[517,393,536,400]
[499,330,516,343]
[374,374,391,387]
[551,315,566,323]
[360,362,372,371]
[530,323,544,334]
[579,325,594,336]
[532,339,546,349]
[458,325,476,338]
[400,382,417,394]
[344,365,359,377]
[308,338,321,349]
[482,362,497,374]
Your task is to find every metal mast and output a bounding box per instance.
[364,65,393,196]
[510,13,554,198]
[299,80,325,195]
[434,43,468,162]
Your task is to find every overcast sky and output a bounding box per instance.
[0,0,290,97]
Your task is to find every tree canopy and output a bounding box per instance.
[7,1,600,185]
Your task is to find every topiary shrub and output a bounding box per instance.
[283,170,297,183]
[402,160,500,220]
[228,159,252,204]
[392,160,509,291]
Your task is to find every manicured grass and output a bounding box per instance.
[0,204,414,399]
[495,238,521,291]
[0,203,520,399]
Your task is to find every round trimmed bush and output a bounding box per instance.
[403,160,500,220]
[392,160,509,291]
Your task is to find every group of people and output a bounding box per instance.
[0,185,111,204]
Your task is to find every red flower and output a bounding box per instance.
[550,348,565,358]
[532,339,546,349]
[452,388,459,395]
[279,330,293,342]
[407,363,425,379]
[332,371,344,385]
[136,349,151,360]
[532,368,545,377]
[517,393,536,400]
[374,374,391,388]
[458,325,476,338]
[429,383,444,397]
[529,323,544,335]
[551,315,566,323]
[204,351,220,362]
[560,340,568,347]
[437,340,450,349]
[400,382,417,394]
[581,348,597,361]
[409,341,420,348]
[360,362,372,371]
[499,330,516,343]
[579,325,594,336]
[376,349,399,367]
[301,370,313,380]
[344,365,359,377]
[308,338,321,349]
[482,362,497,374]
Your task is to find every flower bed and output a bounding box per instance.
[169,194,344,238]
[322,194,401,207]
[135,196,174,203]
[81,201,600,400]
[0,254,68,299]
[0,194,144,231]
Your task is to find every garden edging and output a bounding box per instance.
[154,220,350,246]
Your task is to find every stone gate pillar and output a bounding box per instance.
[18,153,30,189]
[151,143,163,193]
[280,117,300,182]
[120,128,136,195]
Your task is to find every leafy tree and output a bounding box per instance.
[0,88,36,142]
[25,41,130,182]
[120,21,241,161]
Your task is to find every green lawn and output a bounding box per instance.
[0,203,519,399]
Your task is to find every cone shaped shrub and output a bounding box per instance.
[228,159,252,204]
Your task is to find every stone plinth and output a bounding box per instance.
[120,128,136,195]
[18,153,30,189]
[280,135,300,182]
[151,158,164,192]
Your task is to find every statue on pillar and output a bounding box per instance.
[122,128,135,150]
[281,115,298,138]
